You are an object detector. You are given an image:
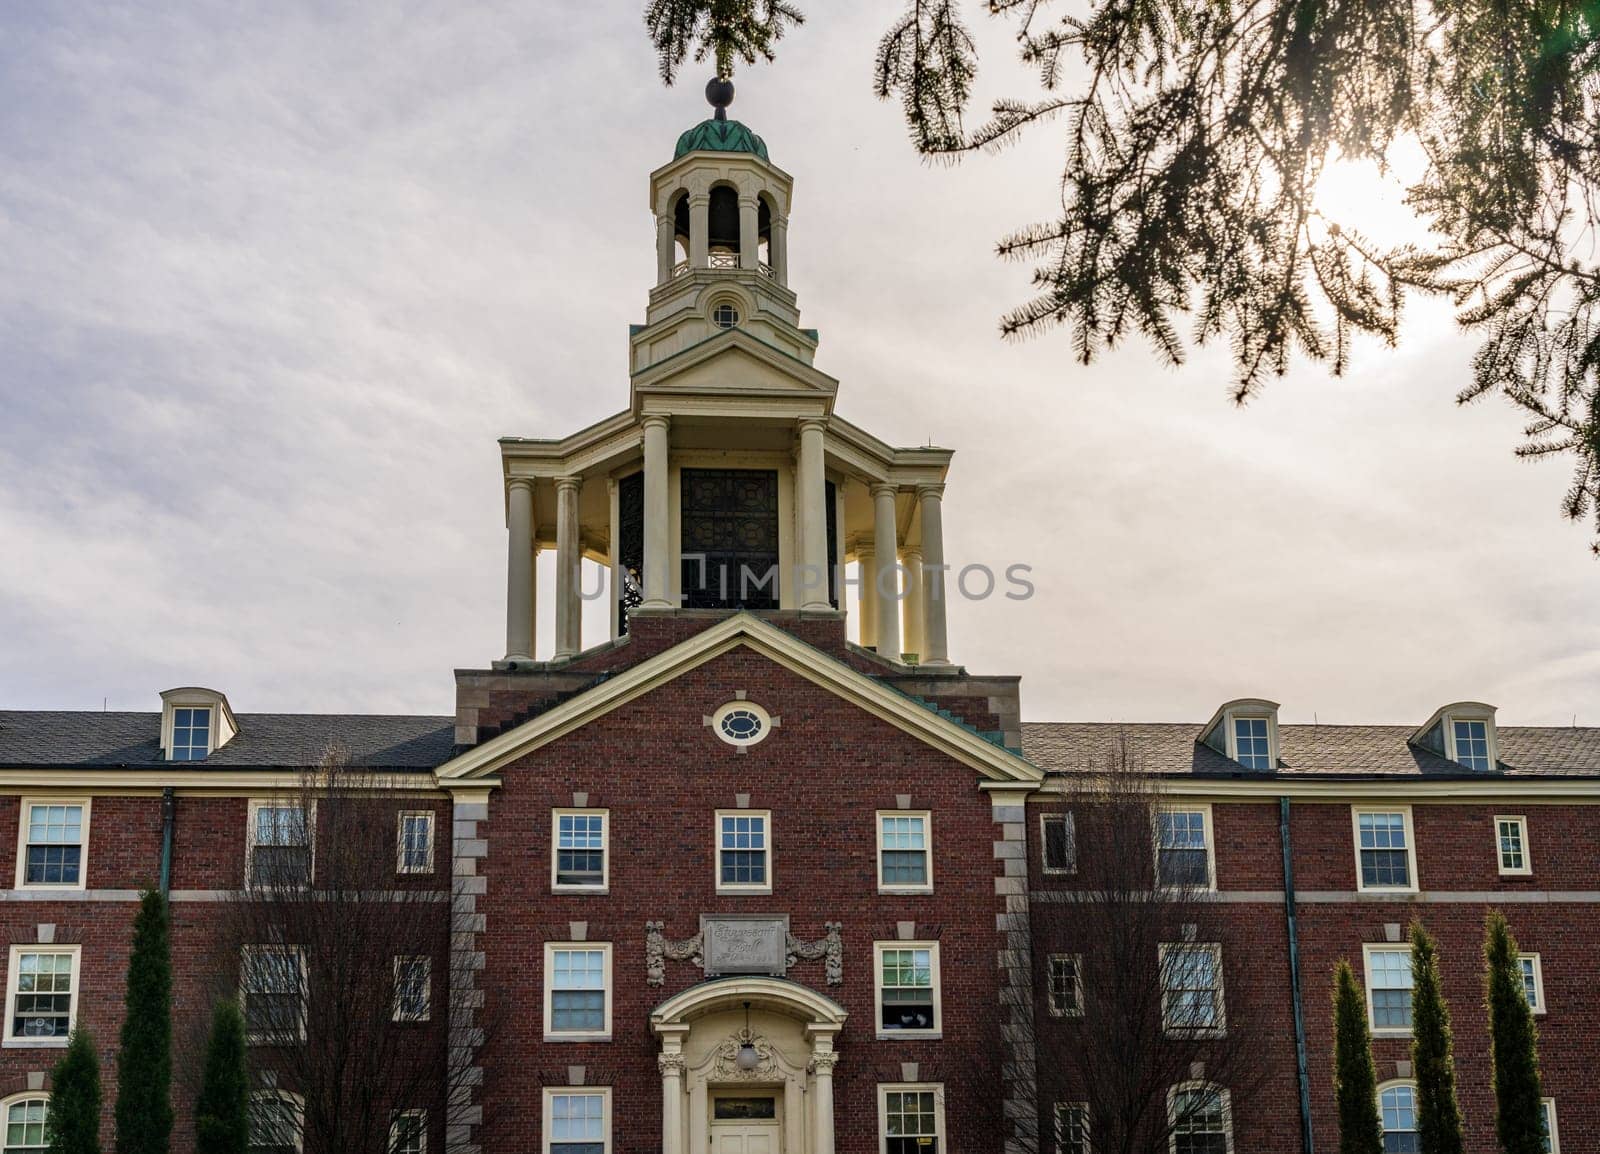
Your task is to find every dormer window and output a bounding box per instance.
[1199,699,1279,771]
[1411,703,1498,772]
[159,687,238,762]
[171,708,211,760]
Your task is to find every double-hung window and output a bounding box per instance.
[394,956,431,1022]
[1353,808,1417,892]
[1364,946,1414,1036]
[1054,1103,1089,1154]
[4,946,80,1046]
[17,801,88,889]
[716,811,771,893]
[1041,814,1075,874]
[1168,1084,1232,1154]
[875,943,940,1035]
[1379,1084,1418,1153]
[1232,716,1272,770]
[1161,944,1226,1036]
[552,811,608,891]
[1521,954,1546,1014]
[247,802,311,888]
[171,707,212,760]
[241,947,306,1044]
[544,1089,610,1154]
[1047,955,1083,1018]
[397,812,434,875]
[878,813,932,892]
[390,1111,427,1154]
[1452,719,1491,771]
[1541,1099,1560,1153]
[544,944,611,1040]
[879,1085,944,1154]
[2,1095,48,1150]
[1156,808,1213,889]
[248,1092,302,1154]
[1495,816,1531,876]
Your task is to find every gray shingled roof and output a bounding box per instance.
[1021,722,1600,778]
[0,712,454,770]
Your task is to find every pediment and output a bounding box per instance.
[435,613,1039,787]
[633,330,839,407]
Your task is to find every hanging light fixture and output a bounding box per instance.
[736,1001,761,1071]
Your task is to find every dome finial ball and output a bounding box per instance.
[706,76,735,121]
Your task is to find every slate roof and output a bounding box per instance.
[1021,722,1600,779]
[0,712,454,770]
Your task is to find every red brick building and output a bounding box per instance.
[1,93,1594,1154]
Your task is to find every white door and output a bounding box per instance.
[710,1122,780,1154]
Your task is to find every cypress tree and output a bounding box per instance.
[194,1001,249,1154]
[1333,960,1384,1154]
[46,1029,102,1154]
[1486,912,1545,1154]
[115,890,172,1154]
[1409,921,1464,1154]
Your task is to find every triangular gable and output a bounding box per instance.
[632,330,839,398]
[436,613,1040,786]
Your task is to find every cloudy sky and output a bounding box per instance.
[2,3,1597,727]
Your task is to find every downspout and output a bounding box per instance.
[159,787,176,898]
[1282,795,1315,1154]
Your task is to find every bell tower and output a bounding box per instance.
[637,79,814,374]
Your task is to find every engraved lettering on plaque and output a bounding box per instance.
[701,916,789,976]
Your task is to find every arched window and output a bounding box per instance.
[1168,1082,1232,1153]
[1,1094,48,1153]
[1378,1083,1419,1153]
[249,1091,303,1154]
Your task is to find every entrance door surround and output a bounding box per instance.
[652,977,847,1154]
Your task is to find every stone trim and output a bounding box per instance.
[992,799,1037,1154]
[448,796,491,1154]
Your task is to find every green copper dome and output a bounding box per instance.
[674,118,769,161]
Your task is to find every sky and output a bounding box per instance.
[1,2,1597,727]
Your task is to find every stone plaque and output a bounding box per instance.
[701,915,789,977]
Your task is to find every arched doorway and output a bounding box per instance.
[652,977,847,1154]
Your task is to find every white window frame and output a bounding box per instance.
[1495,814,1532,877]
[873,941,942,1039]
[1521,952,1547,1016]
[876,811,934,894]
[1362,944,1414,1038]
[1166,1081,1234,1154]
[389,1109,427,1154]
[1155,804,1216,891]
[1376,1081,1419,1153]
[1351,806,1419,894]
[1159,942,1228,1038]
[239,945,308,1045]
[245,799,315,888]
[1053,1101,1090,1154]
[249,1090,304,1154]
[1230,714,1274,771]
[541,1087,612,1154]
[13,798,91,892]
[1542,1098,1560,1153]
[1047,954,1083,1018]
[0,1090,51,1150]
[1040,812,1076,875]
[396,811,435,876]
[876,1083,946,1154]
[393,955,432,1023]
[715,809,773,895]
[550,809,609,893]
[1446,716,1494,771]
[2,944,81,1049]
[543,942,613,1042]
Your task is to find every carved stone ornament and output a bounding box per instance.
[786,921,844,986]
[657,1053,687,1076]
[808,1050,840,1074]
[645,921,705,987]
[712,1028,779,1080]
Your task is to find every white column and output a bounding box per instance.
[871,483,901,659]
[739,196,760,270]
[771,217,788,284]
[797,419,830,611]
[688,1077,709,1154]
[856,542,878,648]
[902,546,925,661]
[642,416,673,609]
[659,1052,685,1154]
[504,478,535,661]
[811,1046,838,1154]
[689,195,709,268]
[918,484,950,665]
[656,214,676,284]
[555,476,581,659]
